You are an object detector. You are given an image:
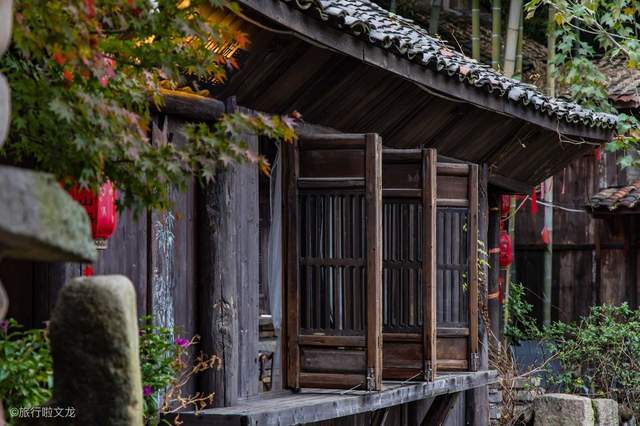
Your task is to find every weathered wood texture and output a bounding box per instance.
[215,3,607,188]
[381,148,437,381]
[435,163,479,373]
[198,98,260,405]
[515,152,639,324]
[174,371,497,426]
[284,133,383,391]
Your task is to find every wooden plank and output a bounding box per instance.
[176,371,498,426]
[366,133,383,391]
[383,188,422,198]
[285,137,301,389]
[424,149,437,381]
[299,335,365,347]
[437,199,469,207]
[436,164,470,177]
[468,165,479,370]
[300,372,366,388]
[237,132,260,399]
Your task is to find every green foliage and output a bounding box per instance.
[0,318,214,425]
[1,0,296,213]
[139,318,183,424]
[0,320,53,423]
[504,281,540,345]
[525,0,640,168]
[542,304,640,414]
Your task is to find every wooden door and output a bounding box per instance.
[284,133,383,390]
[435,162,479,371]
[381,148,437,381]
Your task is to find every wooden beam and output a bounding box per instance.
[422,393,461,426]
[154,89,225,122]
[173,371,498,426]
[234,0,613,142]
[488,173,531,194]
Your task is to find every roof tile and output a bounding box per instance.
[282,0,617,129]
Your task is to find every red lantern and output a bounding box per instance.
[67,181,117,249]
[499,230,513,268]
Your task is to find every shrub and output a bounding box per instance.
[542,304,640,415]
[0,320,53,422]
[504,281,540,345]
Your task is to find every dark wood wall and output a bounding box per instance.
[515,151,640,324]
[0,108,259,403]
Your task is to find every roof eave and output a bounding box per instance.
[236,0,614,141]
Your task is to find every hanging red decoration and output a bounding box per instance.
[530,187,538,216]
[67,181,118,249]
[595,146,601,161]
[500,195,511,217]
[499,230,513,268]
[541,226,550,245]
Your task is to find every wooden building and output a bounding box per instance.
[515,59,639,324]
[0,0,615,424]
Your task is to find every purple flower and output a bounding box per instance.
[0,321,8,335]
[143,386,153,397]
[174,337,190,348]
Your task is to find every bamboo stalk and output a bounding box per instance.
[491,0,501,69]
[503,0,522,78]
[472,0,480,60]
[547,6,556,96]
[429,0,442,35]
[515,8,524,79]
[543,7,556,327]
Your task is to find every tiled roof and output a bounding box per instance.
[590,179,640,211]
[597,57,640,109]
[282,0,617,129]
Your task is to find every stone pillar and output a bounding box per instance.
[26,276,144,425]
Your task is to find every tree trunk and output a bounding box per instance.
[503,0,522,78]
[491,0,501,69]
[472,0,480,60]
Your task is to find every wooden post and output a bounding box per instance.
[365,133,383,391]
[466,164,489,426]
[488,193,501,340]
[423,149,437,380]
[197,97,259,406]
[284,138,300,390]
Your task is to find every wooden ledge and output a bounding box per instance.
[172,370,498,425]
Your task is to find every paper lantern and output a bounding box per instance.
[67,181,117,249]
[499,230,513,268]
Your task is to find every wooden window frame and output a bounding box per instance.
[283,133,383,391]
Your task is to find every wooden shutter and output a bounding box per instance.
[381,148,437,381]
[284,133,382,391]
[435,162,479,371]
